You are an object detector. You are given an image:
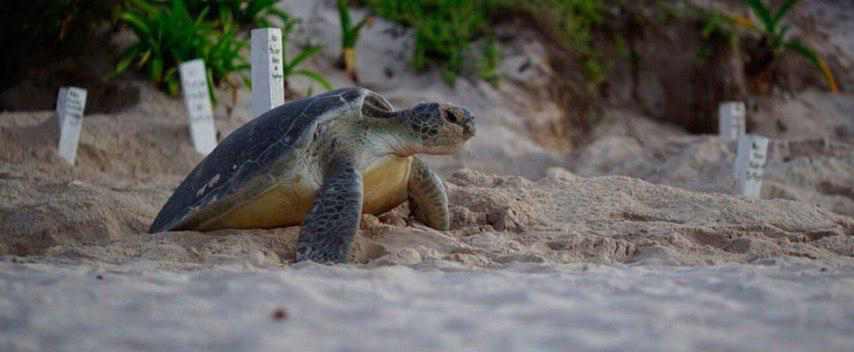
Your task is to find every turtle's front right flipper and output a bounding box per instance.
[296,160,363,263]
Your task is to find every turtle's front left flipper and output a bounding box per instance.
[407,157,450,231]
[296,160,363,263]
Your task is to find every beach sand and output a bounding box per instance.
[2,259,853,352]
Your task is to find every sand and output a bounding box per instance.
[570,113,854,217]
[3,164,853,268]
[2,259,853,352]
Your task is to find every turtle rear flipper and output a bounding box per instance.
[296,159,363,263]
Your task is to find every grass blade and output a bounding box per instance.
[120,12,152,36]
[285,46,321,72]
[293,69,334,90]
[784,40,838,92]
[773,0,800,26]
[113,45,141,76]
[744,0,775,33]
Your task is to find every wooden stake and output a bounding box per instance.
[251,28,285,118]
[178,59,218,155]
[56,87,86,165]
[734,134,768,199]
[719,101,746,143]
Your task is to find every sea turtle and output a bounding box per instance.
[149,87,475,263]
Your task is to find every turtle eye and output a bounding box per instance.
[445,110,458,123]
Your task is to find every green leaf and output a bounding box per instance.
[120,12,152,36]
[150,56,164,82]
[195,7,210,27]
[744,0,775,33]
[206,68,218,104]
[292,69,333,90]
[166,77,179,96]
[338,0,352,37]
[218,7,233,30]
[126,0,159,16]
[784,39,819,68]
[351,16,372,44]
[773,0,800,27]
[268,7,291,26]
[784,39,838,92]
[285,46,322,72]
[110,44,139,77]
[137,50,152,68]
[165,68,179,96]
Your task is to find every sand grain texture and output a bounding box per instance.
[1,260,853,352]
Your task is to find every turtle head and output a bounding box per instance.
[393,102,476,155]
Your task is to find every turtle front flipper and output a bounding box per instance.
[407,157,450,231]
[296,160,363,263]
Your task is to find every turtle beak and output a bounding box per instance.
[461,110,475,139]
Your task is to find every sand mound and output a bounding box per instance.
[569,103,854,217]
[3,163,852,269]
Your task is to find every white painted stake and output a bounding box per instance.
[56,87,87,165]
[179,59,218,155]
[734,134,768,199]
[719,101,746,142]
[55,87,67,129]
[251,28,285,118]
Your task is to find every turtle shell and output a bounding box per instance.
[149,87,393,233]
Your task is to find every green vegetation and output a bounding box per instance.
[359,0,834,93]
[503,0,606,85]
[114,0,333,103]
[479,36,501,85]
[185,0,291,28]
[742,0,837,91]
[363,0,490,84]
[696,7,740,64]
[282,46,333,92]
[337,0,374,81]
[114,0,249,101]
[696,0,837,92]
[278,17,333,92]
[5,0,837,109]
[744,0,800,52]
[362,0,606,86]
